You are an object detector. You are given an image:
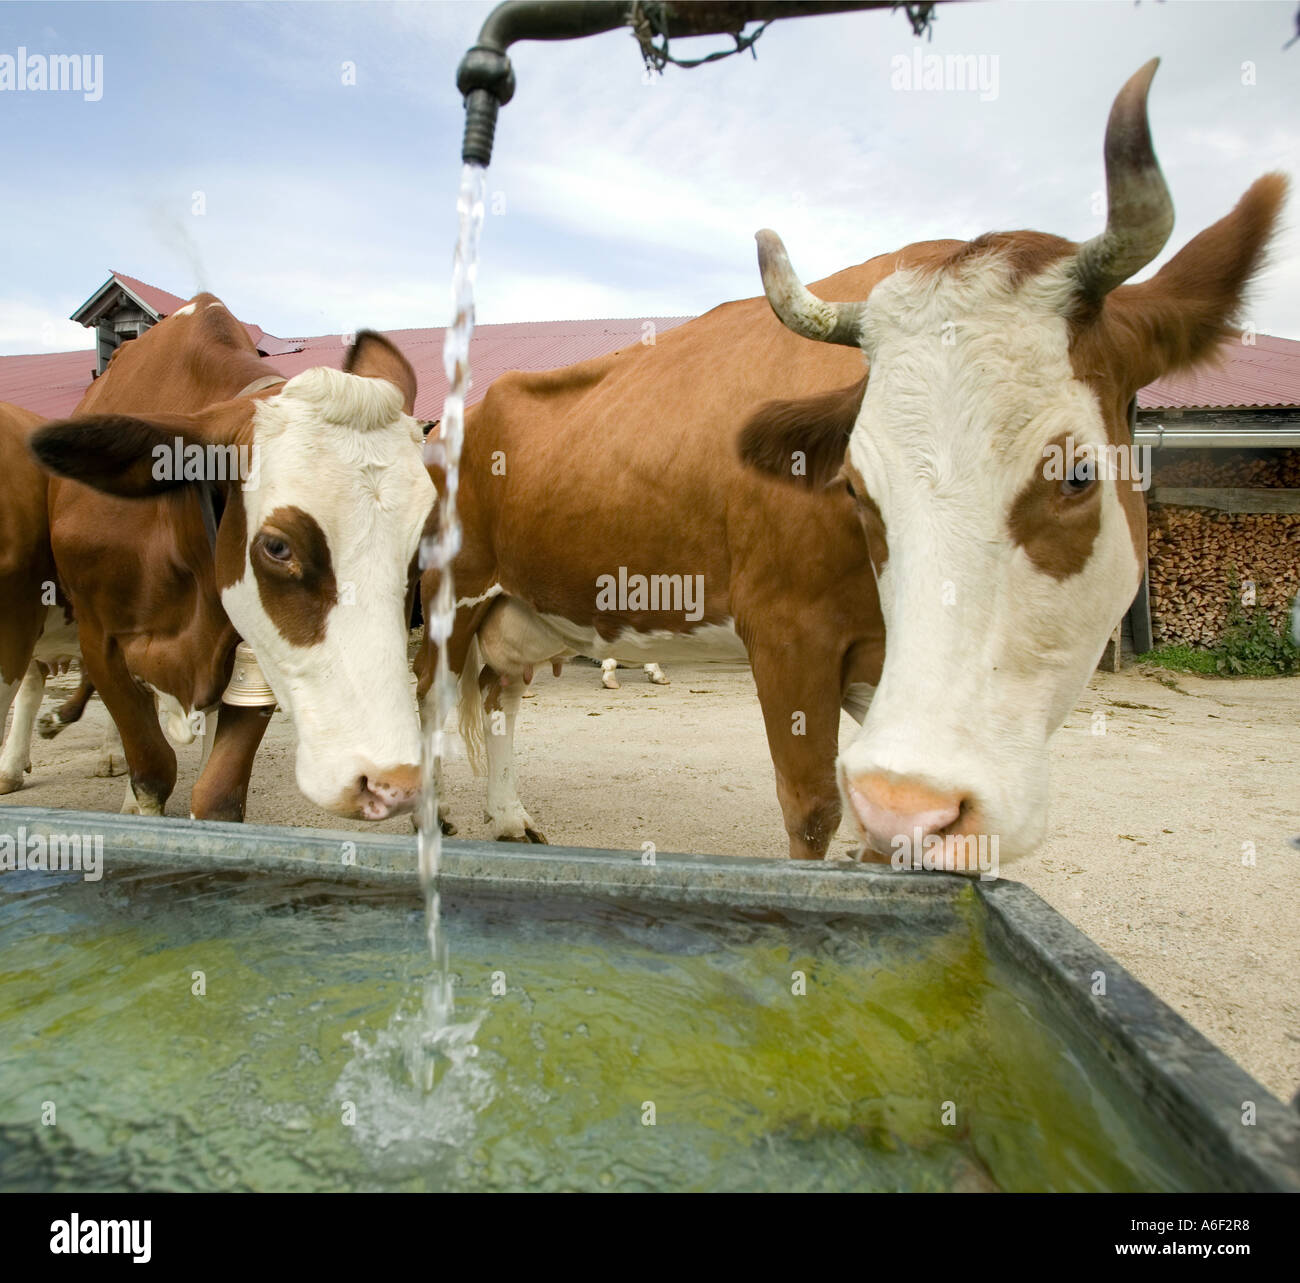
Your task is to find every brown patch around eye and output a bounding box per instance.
[1007,432,1101,580]
[251,505,338,645]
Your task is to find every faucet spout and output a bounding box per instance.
[456,1,925,166]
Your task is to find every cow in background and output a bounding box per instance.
[31,299,435,822]
[0,402,64,793]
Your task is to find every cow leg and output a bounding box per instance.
[0,662,46,793]
[482,672,547,843]
[750,639,845,860]
[460,597,569,843]
[197,706,218,773]
[434,759,457,836]
[410,696,459,836]
[94,717,127,778]
[644,662,669,685]
[601,658,620,689]
[0,679,16,768]
[37,674,95,739]
[190,703,274,822]
[78,629,176,816]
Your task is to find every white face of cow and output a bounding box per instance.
[834,259,1142,863]
[746,59,1285,868]
[219,366,435,819]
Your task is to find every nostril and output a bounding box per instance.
[357,766,421,812]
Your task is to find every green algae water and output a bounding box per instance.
[0,866,1210,1192]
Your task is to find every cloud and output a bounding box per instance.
[0,300,93,356]
[2,0,1298,351]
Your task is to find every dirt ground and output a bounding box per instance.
[3,659,1297,1102]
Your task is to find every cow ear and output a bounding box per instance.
[30,404,249,499]
[1101,173,1287,389]
[344,330,418,416]
[737,377,866,489]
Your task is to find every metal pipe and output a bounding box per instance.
[457,1,916,166]
[1133,426,1300,448]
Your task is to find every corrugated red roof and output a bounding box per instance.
[0,350,98,419]
[108,270,192,320]
[264,318,691,420]
[0,315,690,421]
[4,273,1297,422]
[1138,333,1300,411]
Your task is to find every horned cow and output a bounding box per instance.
[420,61,1283,864]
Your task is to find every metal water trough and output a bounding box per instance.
[2,805,1298,1192]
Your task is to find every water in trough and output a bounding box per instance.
[0,865,1211,1192]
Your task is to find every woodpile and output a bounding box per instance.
[1148,508,1299,645]
[1153,447,1300,488]
[1146,450,1300,647]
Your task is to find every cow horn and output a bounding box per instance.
[1073,58,1175,302]
[756,229,864,348]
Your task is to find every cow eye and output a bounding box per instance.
[259,534,293,562]
[1061,459,1096,497]
[845,478,858,501]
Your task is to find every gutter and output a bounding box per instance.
[1133,417,1300,450]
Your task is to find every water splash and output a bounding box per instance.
[412,161,487,1063]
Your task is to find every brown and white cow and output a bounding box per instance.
[420,60,1284,864]
[0,401,72,793]
[30,299,436,822]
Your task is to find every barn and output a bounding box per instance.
[3,270,1297,666]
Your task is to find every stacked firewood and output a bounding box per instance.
[1153,448,1300,488]
[1147,508,1300,647]
[1146,448,1299,647]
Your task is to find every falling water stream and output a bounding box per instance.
[409,161,489,1081]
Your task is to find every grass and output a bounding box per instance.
[1139,618,1300,678]
[1139,583,1300,678]
[1137,644,1221,675]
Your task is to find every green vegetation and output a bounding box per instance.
[1214,604,1300,675]
[1140,586,1300,677]
[1138,644,1220,675]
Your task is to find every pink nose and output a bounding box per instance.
[845,772,964,857]
[354,765,421,821]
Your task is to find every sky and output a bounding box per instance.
[0,0,1297,355]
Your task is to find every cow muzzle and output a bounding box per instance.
[841,768,976,870]
[324,763,422,821]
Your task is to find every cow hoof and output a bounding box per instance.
[94,754,127,778]
[601,674,620,690]
[121,786,164,817]
[646,672,670,685]
[495,828,549,845]
[406,813,458,836]
[0,773,23,795]
[37,713,65,740]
